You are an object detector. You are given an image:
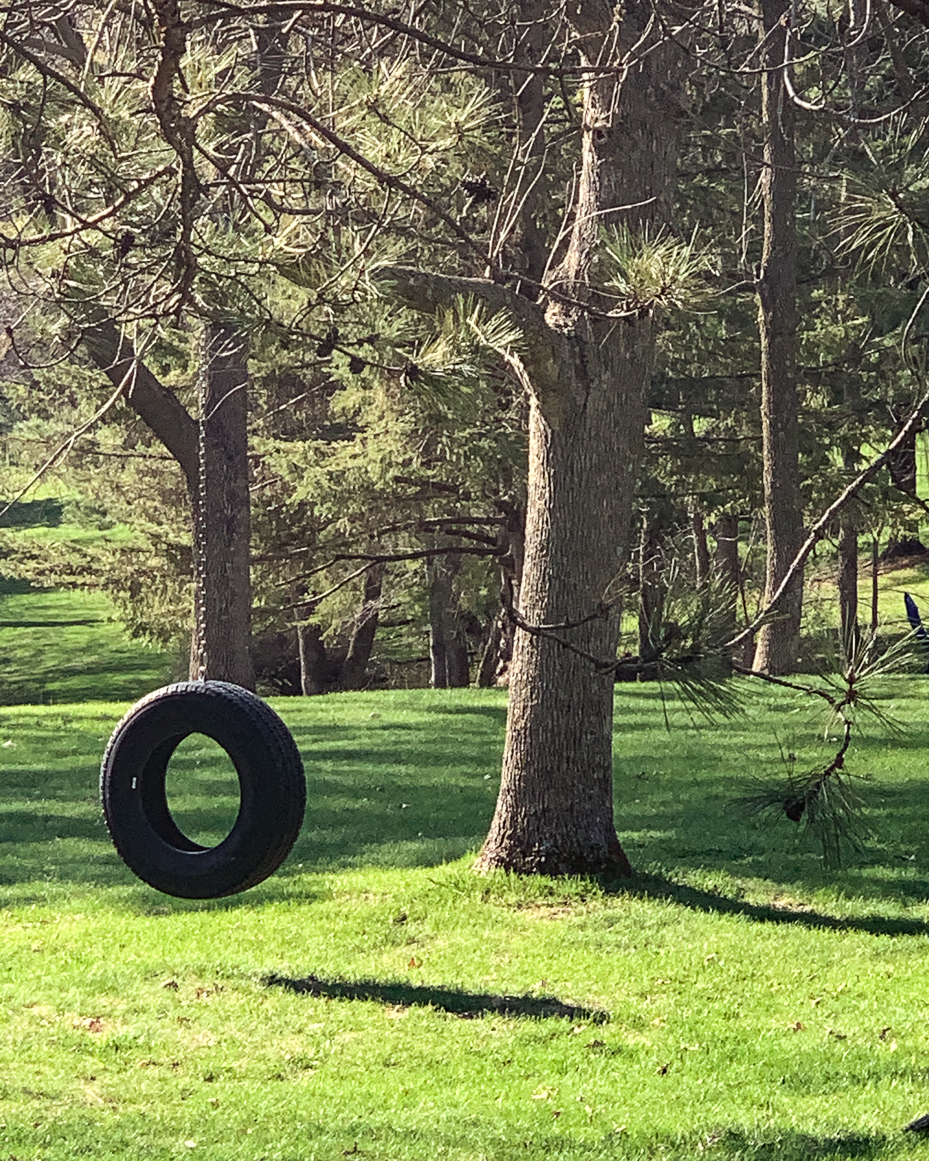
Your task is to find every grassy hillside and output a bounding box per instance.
[0,579,174,705]
[0,495,174,705]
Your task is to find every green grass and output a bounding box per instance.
[5,684,929,1160]
[0,583,174,705]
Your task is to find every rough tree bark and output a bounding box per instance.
[380,0,687,875]
[191,324,255,688]
[477,0,687,875]
[81,321,255,686]
[752,0,804,675]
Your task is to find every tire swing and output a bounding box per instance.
[101,681,306,898]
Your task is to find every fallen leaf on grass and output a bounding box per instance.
[72,1016,104,1033]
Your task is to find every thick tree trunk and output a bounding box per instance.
[752,0,804,675]
[382,4,685,876]
[191,323,255,688]
[477,348,648,874]
[81,320,254,686]
[474,0,685,876]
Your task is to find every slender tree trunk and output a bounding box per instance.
[838,513,859,660]
[752,0,803,675]
[713,511,743,645]
[427,553,471,689]
[341,563,384,690]
[638,517,666,657]
[477,501,524,687]
[191,323,255,688]
[428,553,455,689]
[692,508,711,589]
[509,0,550,291]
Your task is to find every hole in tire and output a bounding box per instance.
[165,735,241,848]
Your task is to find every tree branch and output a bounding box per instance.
[725,380,929,651]
[373,265,561,401]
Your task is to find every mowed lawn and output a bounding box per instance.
[3,677,929,1161]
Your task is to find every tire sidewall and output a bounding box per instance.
[101,683,304,898]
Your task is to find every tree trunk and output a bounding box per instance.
[81,320,255,685]
[477,501,524,687]
[296,618,330,696]
[638,517,666,658]
[427,552,471,688]
[692,508,711,589]
[474,0,685,876]
[887,409,918,495]
[341,563,384,690]
[713,511,744,651]
[191,323,255,688]
[837,513,859,660]
[751,0,804,675]
[509,0,550,291]
[477,361,646,874]
[428,552,455,689]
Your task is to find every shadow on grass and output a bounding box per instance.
[616,871,929,938]
[264,972,610,1022]
[0,618,104,628]
[673,1129,887,1159]
[0,498,64,529]
[697,1128,893,1159]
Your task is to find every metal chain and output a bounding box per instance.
[194,329,210,681]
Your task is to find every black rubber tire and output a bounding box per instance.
[100,681,306,898]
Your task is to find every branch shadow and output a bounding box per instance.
[264,972,610,1022]
[615,871,929,938]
